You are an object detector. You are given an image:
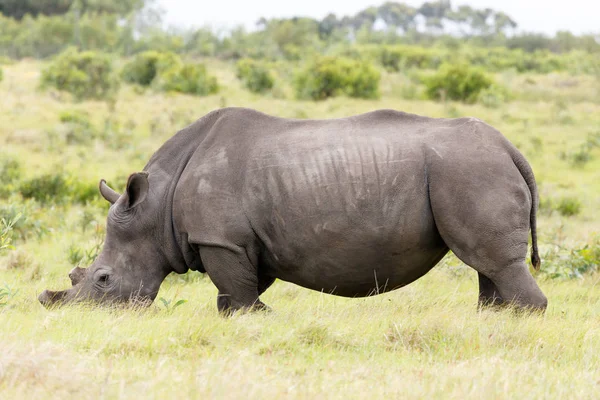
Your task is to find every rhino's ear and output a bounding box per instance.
[99,179,120,205]
[125,172,149,209]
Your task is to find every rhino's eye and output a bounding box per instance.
[97,274,110,285]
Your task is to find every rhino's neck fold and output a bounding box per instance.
[143,110,223,274]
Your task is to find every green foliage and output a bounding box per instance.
[0,153,21,198]
[58,109,96,144]
[19,172,98,205]
[0,66,3,82]
[539,195,583,217]
[562,132,600,167]
[555,197,582,217]
[236,58,275,94]
[0,0,145,20]
[0,214,20,252]
[67,240,102,267]
[0,0,73,20]
[40,48,119,101]
[20,173,69,204]
[295,56,380,100]
[0,202,46,242]
[158,297,188,313]
[541,236,600,279]
[157,63,218,96]
[424,63,494,103]
[121,51,181,87]
[477,84,510,108]
[0,284,18,307]
[380,45,443,71]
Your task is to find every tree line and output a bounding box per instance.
[0,0,598,61]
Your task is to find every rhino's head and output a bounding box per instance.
[38,172,173,308]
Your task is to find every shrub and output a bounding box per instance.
[556,197,582,217]
[0,201,47,241]
[19,173,70,205]
[478,84,510,108]
[157,63,218,96]
[19,172,100,206]
[541,236,600,279]
[58,109,96,145]
[424,63,494,103]
[121,51,181,86]
[295,56,380,100]
[0,67,3,82]
[0,154,21,198]
[236,58,275,93]
[380,46,442,71]
[563,132,600,167]
[40,48,119,101]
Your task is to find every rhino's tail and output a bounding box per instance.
[507,144,541,270]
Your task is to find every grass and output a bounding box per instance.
[1,268,599,398]
[1,58,600,399]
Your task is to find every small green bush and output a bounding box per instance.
[424,63,494,103]
[19,173,70,205]
[295,56,380,100]
[0,154,21,198]
[541,236,600,279]
[0,201,47,241]
[58,109,96,145]
[562,132,600,167]
[556,197,582,217]
[40,48,119,101]
[236,58,275,93]
[380,46,442,71]
[157,63,218,96]
[19,172,100,206]
[121,51,181,86]
[478,84,510,108]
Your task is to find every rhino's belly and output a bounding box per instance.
[255,187,447,297]
[244,135,448,295]
[262,235,448,297]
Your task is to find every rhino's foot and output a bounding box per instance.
[477,296,505,311]
[217,294,271,317]
[477,273,505,311]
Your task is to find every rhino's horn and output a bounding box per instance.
[99,179,120,204]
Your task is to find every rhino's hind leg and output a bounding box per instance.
[428,156,547,312]
[478,272,504,309]
[199,245,269,315]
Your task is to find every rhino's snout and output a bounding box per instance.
[38,289,67,308]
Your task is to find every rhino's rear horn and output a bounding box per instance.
[99,179,120,204]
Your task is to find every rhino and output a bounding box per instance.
[39,108,547,312]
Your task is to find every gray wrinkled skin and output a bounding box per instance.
[39,107,547,313]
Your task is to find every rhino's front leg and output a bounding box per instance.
[199,245,269,315]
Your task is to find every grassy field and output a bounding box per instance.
[1,59,599,399]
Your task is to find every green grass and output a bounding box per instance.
[1,59,600,399]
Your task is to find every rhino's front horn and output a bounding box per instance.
[99,179,120,204]
[38,290,67,308]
